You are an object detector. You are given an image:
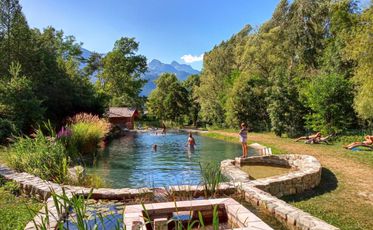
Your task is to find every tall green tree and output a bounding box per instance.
[0,62,44,140]
[196,26,250,125]
[345,4,373,122]
[301,73,355,134]
[183,74,200,126]
[225,73,269,131]
[96,37,147,108]
[147,73,189,123]
[0,0,33,76]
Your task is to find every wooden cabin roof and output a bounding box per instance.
[107,107,138,118]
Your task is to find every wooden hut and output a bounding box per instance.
[107,107,139,130]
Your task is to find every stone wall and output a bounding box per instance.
[0,152,335,230]
[221,154,322,198]
[220,154,335,230]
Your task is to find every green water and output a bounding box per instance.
[85,132,243,188]
[241,165,291,180]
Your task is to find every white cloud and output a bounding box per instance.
[180,54,204,63]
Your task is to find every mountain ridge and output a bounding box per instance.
[80,49,200,95]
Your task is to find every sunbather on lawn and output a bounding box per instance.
[295,132,321,142]
[344,135,373,150]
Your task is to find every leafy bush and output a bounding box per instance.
[0,118,15,144]
[301,73,355,134]
[66,113,111,155]
[7,129,69,183]
[0,175,6,186]
[3,181,20,196]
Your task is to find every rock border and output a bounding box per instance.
[221,154,322,197]
[0,151,335,230]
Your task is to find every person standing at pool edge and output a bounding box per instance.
[239,123,248,158]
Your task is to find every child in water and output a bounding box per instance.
[186,132,196,149]
[239,123,248,158]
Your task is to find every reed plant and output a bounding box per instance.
[7,128,69,183]
[199,163,222,198]
[66,113,111,155]
[32,189,222,230]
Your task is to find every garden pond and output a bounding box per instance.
[84,132,243,188]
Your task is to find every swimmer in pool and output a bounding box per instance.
[186,132,196,149]
[152,144,157,152]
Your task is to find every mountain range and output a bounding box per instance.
[80,48,200,96]
[141,59,200,95]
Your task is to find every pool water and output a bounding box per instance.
[85,132,243,188]
[241,165,291,180]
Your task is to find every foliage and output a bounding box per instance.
[183,74,201,126]
[0,62,44,141]
[194,0,372,134]
[225,73,269,131]
[344,5,373,122]
[267,70,305,137]
[0,186,42,230]
[0,117,15,144]
[3,180,20,196]
[147,73,190,123]
[301,73,355,134]
[66,113,111,155]
[6,128,69,183]
[199,163,222,197]
[0,0,107,142]
[94,37,147,108]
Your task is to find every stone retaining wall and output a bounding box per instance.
[221,154,322,198]
[220,154,335,230]
[0,152,335,230]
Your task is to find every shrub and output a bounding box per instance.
[0,175,6,186]
[66,113,111,155]
[0,118,15,144]
[7,129,69,183]
[3,181,20,196]
[301,73,355,134]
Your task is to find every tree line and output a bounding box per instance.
[148,0,373,137]
[0,0,147,143]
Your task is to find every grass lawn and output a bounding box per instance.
[0,187,42,230]
[205,130,373,230]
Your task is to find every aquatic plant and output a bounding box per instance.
[199,163,222,197]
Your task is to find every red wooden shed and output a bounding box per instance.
[107,107,139,130]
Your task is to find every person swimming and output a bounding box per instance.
[186,132,196,149]
[152,144,158,152]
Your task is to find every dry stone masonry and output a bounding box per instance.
[0,150,336,230]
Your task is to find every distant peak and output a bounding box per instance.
[149,59,162,65]
[171,61,179,66]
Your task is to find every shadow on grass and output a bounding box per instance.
[281,167,338,202]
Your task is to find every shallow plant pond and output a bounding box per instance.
[241,165,291,180]
[85,132,243,188]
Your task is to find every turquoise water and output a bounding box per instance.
[85,132,242,188]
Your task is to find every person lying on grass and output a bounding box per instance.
[344,135,373,150]
[294,132,321,142]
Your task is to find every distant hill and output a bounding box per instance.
[142,59,200,96]
[79,49,200,95]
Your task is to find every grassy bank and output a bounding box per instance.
[199,131,283,155]
[0,186,41,230]
[207,130,373,229]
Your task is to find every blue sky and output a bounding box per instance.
[21,0,281,70]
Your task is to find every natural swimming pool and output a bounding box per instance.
[84,132,242,188]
